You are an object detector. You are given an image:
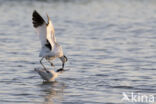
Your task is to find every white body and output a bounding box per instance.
[32,10,67,70]
[34,68,59,82]
[34,13,63,60]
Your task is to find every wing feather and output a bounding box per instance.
[46,15,56,50]
[32,10,52,51]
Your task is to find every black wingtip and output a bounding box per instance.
[33,10,36,13]
[32,10,45,28]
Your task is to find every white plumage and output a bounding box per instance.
[32,10,68,70]
[34,68,62,82]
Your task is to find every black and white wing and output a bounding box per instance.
[32,10,52,51]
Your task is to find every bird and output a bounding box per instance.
[34,67,64,82]
[32,10,68,72]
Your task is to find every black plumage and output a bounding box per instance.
[32,10,45,28]
[56,68,64,72]
[45,39,52,50]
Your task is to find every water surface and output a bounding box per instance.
[0,0,156,104]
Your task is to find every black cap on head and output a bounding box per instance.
[56,68,64,72]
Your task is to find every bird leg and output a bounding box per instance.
[40,57,49,73]
[62,63,64,69]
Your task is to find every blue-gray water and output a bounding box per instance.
[0,0,156,104]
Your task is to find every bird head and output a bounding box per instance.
[56,68,64,74]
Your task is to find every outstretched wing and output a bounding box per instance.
[32,10,52,50]
[46,14,56,50]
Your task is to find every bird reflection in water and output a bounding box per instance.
[40,81,66,104]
